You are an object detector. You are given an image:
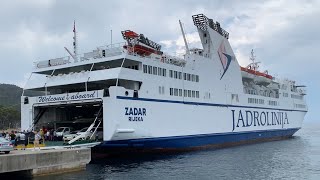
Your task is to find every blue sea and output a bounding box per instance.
[22,123,320,179]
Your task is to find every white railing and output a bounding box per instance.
[34,56,71,69]
[126,51,187,67]
[33,41,188,69]
[34,42,127,69]
[162,54,187,67]
[97,42,126,50]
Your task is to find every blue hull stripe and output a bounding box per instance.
[98,128,300,149]
[116,96,307,112]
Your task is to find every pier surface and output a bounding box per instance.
[0,148,91,176]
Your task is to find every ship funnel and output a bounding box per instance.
[192,14,209,31]
[192,14,229,39]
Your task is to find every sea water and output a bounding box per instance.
[11,123,320,180]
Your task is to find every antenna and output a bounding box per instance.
[73,20,78,62]
[248,49,260,71]
[250,49,255,64]
[179,20,190,55]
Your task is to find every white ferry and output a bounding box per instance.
[21,14,307,152]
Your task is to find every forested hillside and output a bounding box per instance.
[0,84,22,110]
[0,84,22,129]
[0,84,43,130]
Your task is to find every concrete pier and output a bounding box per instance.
[0,148,91,176]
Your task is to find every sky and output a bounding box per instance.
[0,0,319,122]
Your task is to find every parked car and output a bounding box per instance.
[63,130,81,142]
[0,137,14,154]
[55,127,72,138]
[76,127,103,140]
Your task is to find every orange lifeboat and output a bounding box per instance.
[240,66,273,80]
[121,30,163,56]
[240,66,273,85]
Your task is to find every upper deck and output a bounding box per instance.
[32,42,187,74]
[25,41,190,93]
[33,42,126,74]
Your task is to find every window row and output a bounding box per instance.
[143,65,167,77]
[248,98,264,104]
[268,100,278,106]
[125,65,139,70]
[291,94,303,100]
[295,104,306,109]
[169,88,200,98]
[282,93,288,97]
[247,89,258,95]
[169,70,199,82]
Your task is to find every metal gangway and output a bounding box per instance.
[68,106,103,145]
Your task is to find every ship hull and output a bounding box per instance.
[93,93,306,155]
[93,128,299,156]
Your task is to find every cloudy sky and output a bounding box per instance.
[0,0,319,122]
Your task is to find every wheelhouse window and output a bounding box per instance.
[158,67,162,76]
[188,90,191,97]
[179,89,182,96]
[174,88,178,96]
[143,65,147,73]
[153,67,157,75]
[170,88,173,96]
[148,66,152,74]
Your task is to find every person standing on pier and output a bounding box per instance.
[40,128,45,144]
[19,131,26,150]
[46,130,50,141]
[10,131,16,145]
[33,130,41,151]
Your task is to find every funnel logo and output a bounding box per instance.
[218,41,233,80]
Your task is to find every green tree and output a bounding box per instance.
[0,105,21,130]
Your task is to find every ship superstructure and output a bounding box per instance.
[21,14,307,151]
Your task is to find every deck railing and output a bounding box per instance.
[34,42,127,69]
[34,42,187,69]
